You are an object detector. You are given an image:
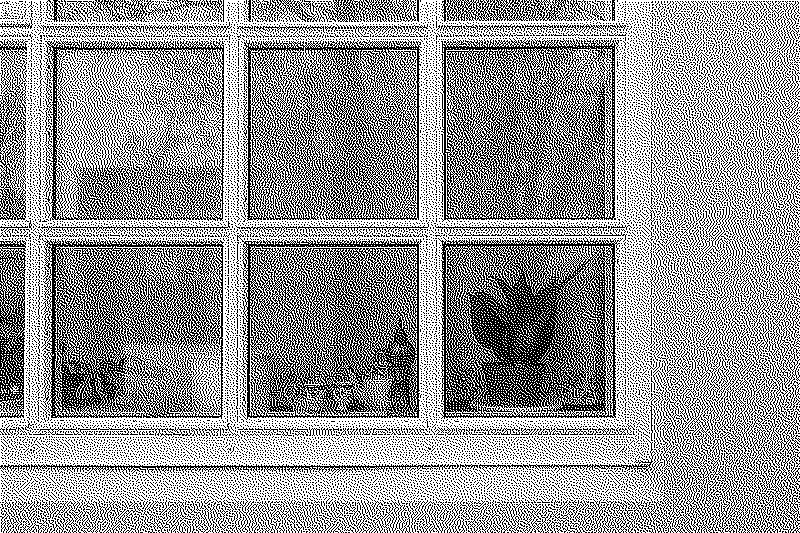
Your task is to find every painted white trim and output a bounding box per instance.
[1,432,649,466]
[0,0,652,466]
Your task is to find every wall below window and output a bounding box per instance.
[0,1,796,509]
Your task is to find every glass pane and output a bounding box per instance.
[249,0,416,23]
[52,245,223,418]
[249,48,418,220]
[0,48,26,220]
[444,46,613,220]
[55,0,224,22]
[443,243,613,417]
[445,0,609,21]
[53,48,224,220]
[0,1,27,19]
[248,245,419,417]
[0,246,24,417]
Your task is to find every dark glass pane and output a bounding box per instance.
[54,0,224,22]
[250,0,416,23]
[52,245,223,418]
[0,246,24,417]
[53,48,224,220]
[445,0,609,21]
[0,2,26,19]
[248,245,418,417]
[443,243,613,417]
[445,47,613,220]
[249,48,418,220]
[0,48,25,220]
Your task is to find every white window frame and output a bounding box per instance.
[0,0,652,466]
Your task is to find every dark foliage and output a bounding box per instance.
[469,259,590,365]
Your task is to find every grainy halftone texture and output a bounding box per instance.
[445,0,609,21]
[249,0,416,22]
[248,245,419,417]
[0,245,24,417]
[248,47,418,220]
[443,243,611,415]
[54,0,224,22]
[651,0,799,520]
[53,47,224,220]
[0,0,26,19]
[51,245,223,418]
[445,46,612,220]
[0,47,25,220]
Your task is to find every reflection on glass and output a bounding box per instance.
[0,48,25,220]
[445,0,608,21]
[249,0,416,23]
[55,0,224,22]
[249,48,418,220]
[53,48,224,220]
[0,246,24,417]
[51,245,223,418]
[248,245,419,417]
[445,46,613,220]
[443,243,612,417]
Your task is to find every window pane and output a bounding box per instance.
[52,245,223,418]
[248,245,418,417]
[249,0,416,23]
[248,48,418,220]
[445,46,613,220]
[53,48,224,220]
[445,0,609,21]
[0,246,24,417]
[0,2,26,19]
[55,0,224,22]
[443,243,613,417]
[0,48,25,220]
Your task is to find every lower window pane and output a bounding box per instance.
[0,245,24,417]
[444,243,613,417]
[248,244,419,417]
[51,245,223,418]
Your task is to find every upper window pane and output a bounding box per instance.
[445,46,613,220]
[248,244,419,417]
[445,0,609,21]
[248,47,418,220]
[0,245,24,417]
[0,48,25,221]
[54,0,224,22]
[52,47,224,220]
[249,0,417,23]
[51,245,223,418]
[0,2,26,20]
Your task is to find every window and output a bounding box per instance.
[0,0,652,466]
